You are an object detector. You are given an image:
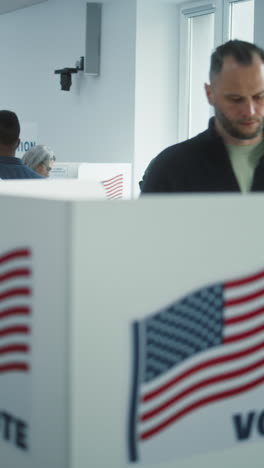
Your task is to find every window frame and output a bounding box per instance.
[178,0,222,141]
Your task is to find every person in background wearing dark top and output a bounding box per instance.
[140,39,264,194]
[0,110,43,179]
[22,145,56,177]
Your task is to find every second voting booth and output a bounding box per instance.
[0,181,263,468]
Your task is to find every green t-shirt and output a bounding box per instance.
[226,139,264,192]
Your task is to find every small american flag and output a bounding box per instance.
[0,247,32,374]
[129,269,264,462]
[101,174,123,199]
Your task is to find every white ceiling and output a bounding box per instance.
[0,0,47,15]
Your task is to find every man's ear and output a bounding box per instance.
[204,83,214,105]
[16,138,20,149]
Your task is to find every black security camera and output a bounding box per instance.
[54,57,84,91]
[54,68,78,91]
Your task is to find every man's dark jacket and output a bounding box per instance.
[140,118,264,193]
[0,156,43,179]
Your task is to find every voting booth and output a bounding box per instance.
[0,182,263,468]
[50,162,132,199]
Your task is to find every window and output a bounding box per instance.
[178,3,216,140]
[223,0,255,41]
[228,0,254,41]
[188,12,215,137]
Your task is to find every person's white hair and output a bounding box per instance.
[22,144,55,170]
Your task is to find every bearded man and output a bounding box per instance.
[140,39,264,193]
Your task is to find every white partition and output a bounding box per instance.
[0,187,263,468]
[78,162,132,199]
[0,179,106,199]
[50,162,132,199]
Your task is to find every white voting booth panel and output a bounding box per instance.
[78,163,132,199]
[0,179,106,200]
[50,162,132,199]
[0,186,263,468]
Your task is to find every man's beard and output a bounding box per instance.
[215,108,264,140]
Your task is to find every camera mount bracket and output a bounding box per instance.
[54,57,84,91]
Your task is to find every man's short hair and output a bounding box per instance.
[210,39,264,81]
[0,110,20,145]
[22,144,56,170]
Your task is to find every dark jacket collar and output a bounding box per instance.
[0,156,23,165]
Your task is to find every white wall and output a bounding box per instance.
[0,0,137,164]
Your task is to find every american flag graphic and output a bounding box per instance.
[129,269,264,462]
[101,174,123,199]
[0,248,32,374]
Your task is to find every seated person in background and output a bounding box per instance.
[22,145,56,177]
[0,110,43,179]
